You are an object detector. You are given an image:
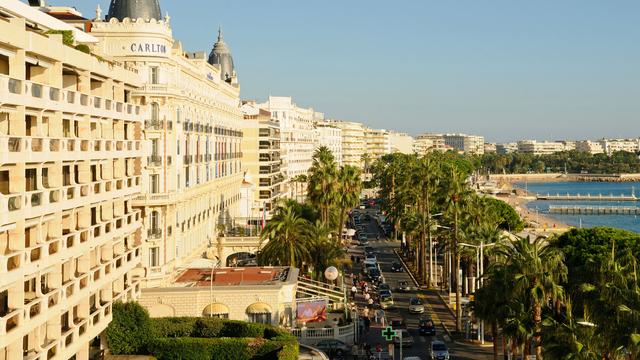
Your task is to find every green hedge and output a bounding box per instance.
[107,302,297,359]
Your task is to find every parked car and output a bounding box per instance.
[391,262,404,272]
[380,294,395,309]
[393,329,414,347]
[429,340,450,360]
[378,289,392,298]
[376,283,391,293]
[419,317,436,336]
[315,339,350,356]
[397,280,416,292]
[408,297,425,314]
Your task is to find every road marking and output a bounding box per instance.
[418,293,441,324]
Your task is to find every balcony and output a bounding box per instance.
[0,74,140,121]
[147,228,162,240]
[183,155,193,164]
[145,120,163,130]
[147,155,162,167]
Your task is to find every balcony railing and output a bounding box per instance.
[147,228,162,239]
[147,155,162,167]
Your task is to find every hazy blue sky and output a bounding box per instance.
[50,0,640,142]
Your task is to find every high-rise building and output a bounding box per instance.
[517,140,565,155]
[258,97,316,198]
[0,1,143,358]
[314,121,343,166]
[240,101,284,217]
[90,0,244,287]
[388,131,414,154]
[365,128,391,160]
[414,133,447,155]
[330,120,366,168]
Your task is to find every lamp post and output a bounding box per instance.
[208,259,219,317]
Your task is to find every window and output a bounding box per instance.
[0,289,8,317]
[25,169,37,191]
[248,313,271,324]
[150,175,159,194]
[150,211,159,230]
[150,66,159,84]
[149,247,159,267]
[151,103,160,121]
[151,139,159,156]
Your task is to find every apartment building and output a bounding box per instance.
[575,141,604,155]
[598,139,639,155]
[314,121,343,166]
[258,96,316,197]
[517,140,565,155]
[388,131,414,154]
[0,1,143,358]
[331,120,366,168]
[496,142,518,155]
[414,133,447,155]
[484,143,497,153]
[89,1,244,287]
[443,133,485,155]
[365,128,391,160]
[240,101,284,216]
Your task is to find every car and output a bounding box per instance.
[397,280,417,292]
[391,262,404,272]
[403,357,422,360]
[408,297,425,314]
[380,294,395,309]
[358,239,370,246]
[377,283,391,293]
[364,246,375,253]
[315,339,350,356]
[389,317,406,329]
[363,258,377,268]
[429,340,450,360]
[368,269,382,282]
[378,289,392,298]
[419,317,436,336]
[365,254,377,262]
[392,329,414,347]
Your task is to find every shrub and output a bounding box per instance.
[192,318,224,338]
[106,302,154,355]
[218,320,267,338]
[45,30,74,46]
[149,337,256,360]
[151,317,197,338]
[277,343,299,360]
[75,44,91,54]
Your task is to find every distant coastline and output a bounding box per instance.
[488,173,640,184]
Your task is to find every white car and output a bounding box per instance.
[408,297,425,314]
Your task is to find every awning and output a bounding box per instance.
[203,303,229,315]
[25,55,53,68]
[246,302,272,314]
[0,46,16,58]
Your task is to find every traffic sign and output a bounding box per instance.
[381,326,397,341]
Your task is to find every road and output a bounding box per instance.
[352,211,495,360]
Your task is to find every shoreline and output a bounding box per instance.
[488,173,640,184]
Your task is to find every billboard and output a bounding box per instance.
[296,300,327,323]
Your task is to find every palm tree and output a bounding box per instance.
[335,165,363,243]
[542,299,601,360]
[493,236,568,359]
[307,221,346,281]
[474,265,513,360]
[258,201,311,268]
[443,164,473,332]
[308,146,338,225]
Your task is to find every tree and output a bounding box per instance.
[307,221,346,280]
[335,165,363,243]
[474,266,514,360]
[106,302,155,355]
[307,147,338,225]
[258,201,311,267]
[493,236,568,358]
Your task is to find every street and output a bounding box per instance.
[351,211,495,360]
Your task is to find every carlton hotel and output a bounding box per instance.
[0,0,244,358]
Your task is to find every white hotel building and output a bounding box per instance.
[0,1,143,358]
[87,1,244,288]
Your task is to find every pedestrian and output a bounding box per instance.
[351,343,359,360]
[363,307,369,318]
[378,309,385,326]
[351,285,357,299]
[374,309,378,323]
[368,297,374,307]
[364,292,370,303]
[364,317,371,333]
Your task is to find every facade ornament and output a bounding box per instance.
[95,4,102,21]
[164,11,170,24]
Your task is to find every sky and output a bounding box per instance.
[49,0,640,143]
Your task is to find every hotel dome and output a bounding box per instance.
[208,28,236,82]
[107,0,162,21]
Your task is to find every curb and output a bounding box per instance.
[436,291,457,319]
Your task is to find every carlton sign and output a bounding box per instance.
[129,42,167,54]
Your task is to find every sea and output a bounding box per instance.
[516,181,640,233]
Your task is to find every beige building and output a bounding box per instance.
[484,143,497,153]
[89,4,244,287]
[517,140,565,155]
[575,140,604,155]
[0,1,143,359]
[139,267,298,327]
[258,97,316,197]
[314,121,343,166]
[443,133,485,155]
[331,120,366,168]
[240,101,284,217]
[388,131,414,154]
[414,133,447,155]
[365,128,391,160]
[496,142,518,155]
[598,139,639,155]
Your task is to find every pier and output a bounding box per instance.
[536,193,638,201]
[549,205,640,215]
